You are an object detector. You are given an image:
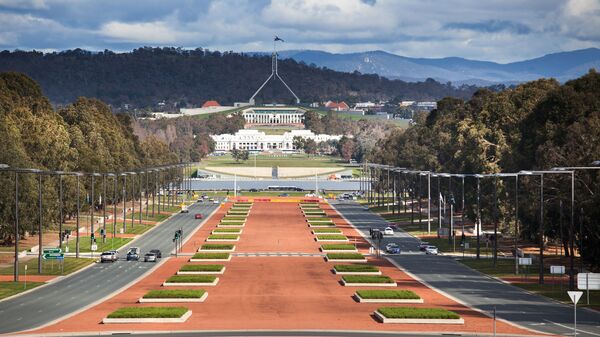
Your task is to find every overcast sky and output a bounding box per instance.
[0,0,599,63]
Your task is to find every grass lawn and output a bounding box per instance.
[212,228,242,233]
[201,244,235,250]
[107,307,188,319]
[326,253,365,260]
[309,223,336,227]
[308,221,335,225]
[422,237,479,254]
[515,284,600,308]
[459,258,544,277]
[143,289,205,299]
[305,217,330,221]
[65,237,132,253]
[377,307,460,319]
[357,289,420,299]
[179,264,224,272]
[105,223,153,235]
[191,253,230,259]
[121,212,172,223]
[334,264,379,273]
[207,234,239,240]
[342,275,395,284]
[0,281,44,299]
[200,153,346,168]
[321,244,356,250]
[0,257,94,276]
[312,229,342,234]
[316,235,348,241]
[222,216,247,220]
[166,275,216,283]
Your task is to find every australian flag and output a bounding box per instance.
[274,36,285,42]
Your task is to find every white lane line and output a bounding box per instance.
[544,319,600,336]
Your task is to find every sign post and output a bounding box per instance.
[24,264,27,289]
[519,257,532,279]
[568,291,583,337]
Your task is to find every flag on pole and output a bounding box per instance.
[274,36,284,42]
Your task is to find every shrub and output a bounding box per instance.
[316,235,348,240]
[326,253,365,260]
[166,275,216,283]
[191,253,230,259]
[321,244,355,250]
[334,264,378,273]
[356,290,420,299]
[377,307,460,319]
[107,307,188,318]
[342,275,395,283]
[179,264,224,272]
[143,290,205,299]
[208,234,239,240]
[201,244,234,250]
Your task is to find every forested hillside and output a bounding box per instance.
[372,70,600,269]
[0,48,481,110]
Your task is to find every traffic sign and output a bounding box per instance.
[43,252,64,260]
[43,248,62,254]
[568,291,583,304]
[577,273,600,290]
[550,265,565,274]
[91,244,98,251]
[518,257,532,265]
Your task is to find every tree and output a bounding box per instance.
[231,148,249,163]
[339,137,356,161]
[303,139,318,156]
[292,136,306,151]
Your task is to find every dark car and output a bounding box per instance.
[249,188,258,192]
[388,224,399,230]
[418,241,430,251]
[126,247,140,261]
[195,213,203,219]
[149,249,162,258]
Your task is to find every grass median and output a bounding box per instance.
[107,306,188,319]
[312,228,342,234]
[166,275,217,283]
[0,257,94,276]
[326,253,365,260]
[191,253,230,260]
[212,228,242,233]
[0,281,44,299]
[207,234,239,240]
[65,237,132,253]
[342,275,395,284]
[334,264,379,273]
[201,244,234,250]
[321,244,356,250]
[143,289,206,299]
[377,307,460,319]
[179,264,224,272]
[316,235,348,241]
[357,289,420,299]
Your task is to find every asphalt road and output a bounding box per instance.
[331,200,600,337]
[0,202,218,334]
[191,179,360,191]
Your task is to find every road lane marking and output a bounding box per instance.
[544,319,600,336]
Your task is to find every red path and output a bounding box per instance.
[27,201,544,335]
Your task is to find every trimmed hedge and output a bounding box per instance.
[166,275,216,283]
[201,244,234,250]
[222,216,246,220]
[107,307,188,318]
[316,235,348,240]
[306,217,330,221]
[219,222,244,226]
[179,264,224,272]
[312,229,342,233]
[207,234,239,240]
[309,221,335,225]
[326,253,364,260]
[321,244,356,250]
[377,307,460,319]
[356,290,420,299]
[343,275,395,283]
[212,228,241,233]
[143,289,206,299]
[191,253,230,259]
[309,223,336,227]
[334,264,379,273]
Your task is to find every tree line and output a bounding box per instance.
[370,70,600,270]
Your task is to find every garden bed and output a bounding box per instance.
[206,234,240,242]
[320,244,357,252]
[374,307,463,324]
[190,253,231,262]
[341,275,397,286]
[217,223,245,228]
[177,264,225,275]
[103,307,191,323]
[163,275,219,286]
[198,244,235,252]
[315,235,349,242]
[312,228,342,234]
[355,290,423,303]
[139,290,208,303]
[212,228,242,234]
[325,253,366,262]
[308,223,336,228]
[333,264,381,275]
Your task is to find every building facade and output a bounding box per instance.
[242,107,304,126]
[211,129,343,152]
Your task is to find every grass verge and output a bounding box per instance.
[326,253,365,260]
[179,264,224,272]
[321,244,356,250]
[357,289,420,299]
[342,275,395,283]
[0,281,44,299]
[143,289,205,299]
[377,307,459,319]
[107,307,188,319]
[316,235,348,240]
[166,275,217,283]
[212,228,241,233]
[207,234,239,240]
[334,264,379,273]
[0,257,94,276]
[312,229,342,234]
[191,253,230,260]
[65,237,132,253]
[201,244,234,250]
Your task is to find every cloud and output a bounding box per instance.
[0,0,47,10]
[100,20,196,44]
[444,20,531,35]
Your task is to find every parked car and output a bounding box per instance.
[195,213,203,219]
[383,227,394,235]
[143,252,157,262]
[181,205,189,213]
[425,246,439,255]
[385,243,401,254]
[418,241,430,251]
[126,247,140,261]
[149,249,162,258]
[249,188,258,192]
[100,251,118,263]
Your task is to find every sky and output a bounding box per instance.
[0,0,599,63]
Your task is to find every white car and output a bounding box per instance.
[383,227,394,235]
[213,199,219,204]
[425,246,439,255]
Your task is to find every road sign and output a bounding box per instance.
[42,248,61,254]
[577,273,600,290]
[568,291,583,304]
[43,253,64,260]
[550,265,565,274]
[518,257,532,265]
[91,244,98,251]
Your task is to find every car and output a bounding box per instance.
[202,195,208,199]
[197,198,203,203]
[143,252,157,262]
[208,198,214,202]
[383,227,394,235]
[388,224,398,230]
[195,213,203,219]
[149,249,162,258]
[385,243,401,254]
[425,246,439,255]
[418,241,430,251]
[249,188,258,192]
[126,247,140,261]
[278,193,289,197]
[100,251,117,263]
[213,199,219,204]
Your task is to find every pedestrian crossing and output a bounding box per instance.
[232,252,324,257]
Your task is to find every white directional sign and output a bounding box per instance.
[518,257,532,265]
[568,291,583,304]
[550,265,565,274]
[91,244,98,251]
[577,273,600,290]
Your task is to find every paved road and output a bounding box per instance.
[191,179,360,191]
[0,202,218,334]
[331,200,600,337]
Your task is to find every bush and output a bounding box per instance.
[208,234,239,240]
[377,307,460,319]
[342,275,395,283]
[356,290,420,299]
[166,275,216,283]
[312,229,342,233]
[143,290,205,299]
[192,253,230,259]
[321,244,355,250]
[201,244,234,250]
[179,264,224,272]
[326,253,364,260]
[212,228,241,233]
[107,307,188,318]
[334,264,379,273]
[316,235,348,240]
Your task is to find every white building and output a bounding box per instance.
[211,129,343,152]
[242,107,304,126]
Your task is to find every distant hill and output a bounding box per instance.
[275,48,600,84]
[0,48,481,110]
